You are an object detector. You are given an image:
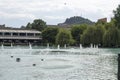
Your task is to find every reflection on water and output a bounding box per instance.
[0,47,119,80]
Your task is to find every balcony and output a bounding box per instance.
[0,32,42,40]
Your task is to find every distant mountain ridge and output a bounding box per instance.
[58,16,95,26]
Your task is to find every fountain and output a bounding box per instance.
[96,45,98,48]
[80,44,83,49]
[94,45,96,48]
[11,43,13,47]
[90,44,93,48]
[47,43,49,49]
[57,45,60,49]
[64,44,66,49]
[1,43,4,49]
[92,45,98,48]
[29,43,32,49]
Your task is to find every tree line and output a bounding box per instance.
[24,5,120,48]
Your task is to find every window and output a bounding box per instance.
[13,33,18,36]
[20,33,26,36]
[4,32,11,36]
[27,33,34,36]
[0,32,3,36]
[35,33,40,36]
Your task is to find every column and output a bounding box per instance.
[26,33,27,36]
[2,32,4,36]
[34,33,35,37]
[11,33,13,36]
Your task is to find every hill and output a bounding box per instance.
[58,16,95,26]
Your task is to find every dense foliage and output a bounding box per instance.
[41,19,120,47]
[23,5,120,48]
[113,5,120,29]
[71,24,87,45]
[81,25,105,46]
[103,27,120,47]
[56,29,74,46]
[26,19,47,31]
[81,26,95,46]
[42,27,59,44]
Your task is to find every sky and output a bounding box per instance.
[0,0,120,28]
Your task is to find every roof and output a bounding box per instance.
[0,29,41,34]
[98,18,107,22]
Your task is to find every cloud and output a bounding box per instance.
[45,16,65,20]
[0,0,120,27]
[0,12,36,19]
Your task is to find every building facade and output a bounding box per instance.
[98,18,107,23]
[0,28,42,45]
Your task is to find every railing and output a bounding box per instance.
[0,35,42,40]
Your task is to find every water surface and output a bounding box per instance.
[0,47,119,80]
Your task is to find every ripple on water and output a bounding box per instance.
[0,74,2,77]
[48,59,70,62]
[41,65,74,69]
[40,58,74,69]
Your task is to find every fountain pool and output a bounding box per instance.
[0,46,119,80]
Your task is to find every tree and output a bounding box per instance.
[103,18,116,30]
[71,24,87,45]
[81,26,95,46]
[26,19,47,31]
[81,25,105,46]
[113,5,120,29]
[94,24,105,45]
[32,19,47,31]
[42,27,59,44]
[26,22,32,29]
[20,25,26,29]
[103,27,120,47]
[56,29,74,46]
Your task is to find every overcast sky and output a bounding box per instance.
[0,0,120,27]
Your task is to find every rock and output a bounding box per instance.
[41,59,44,61]
[16,58,20,62]
[11,56,13,58]
[33,64,36,66]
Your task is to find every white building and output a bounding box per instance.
[0,28,42,45]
